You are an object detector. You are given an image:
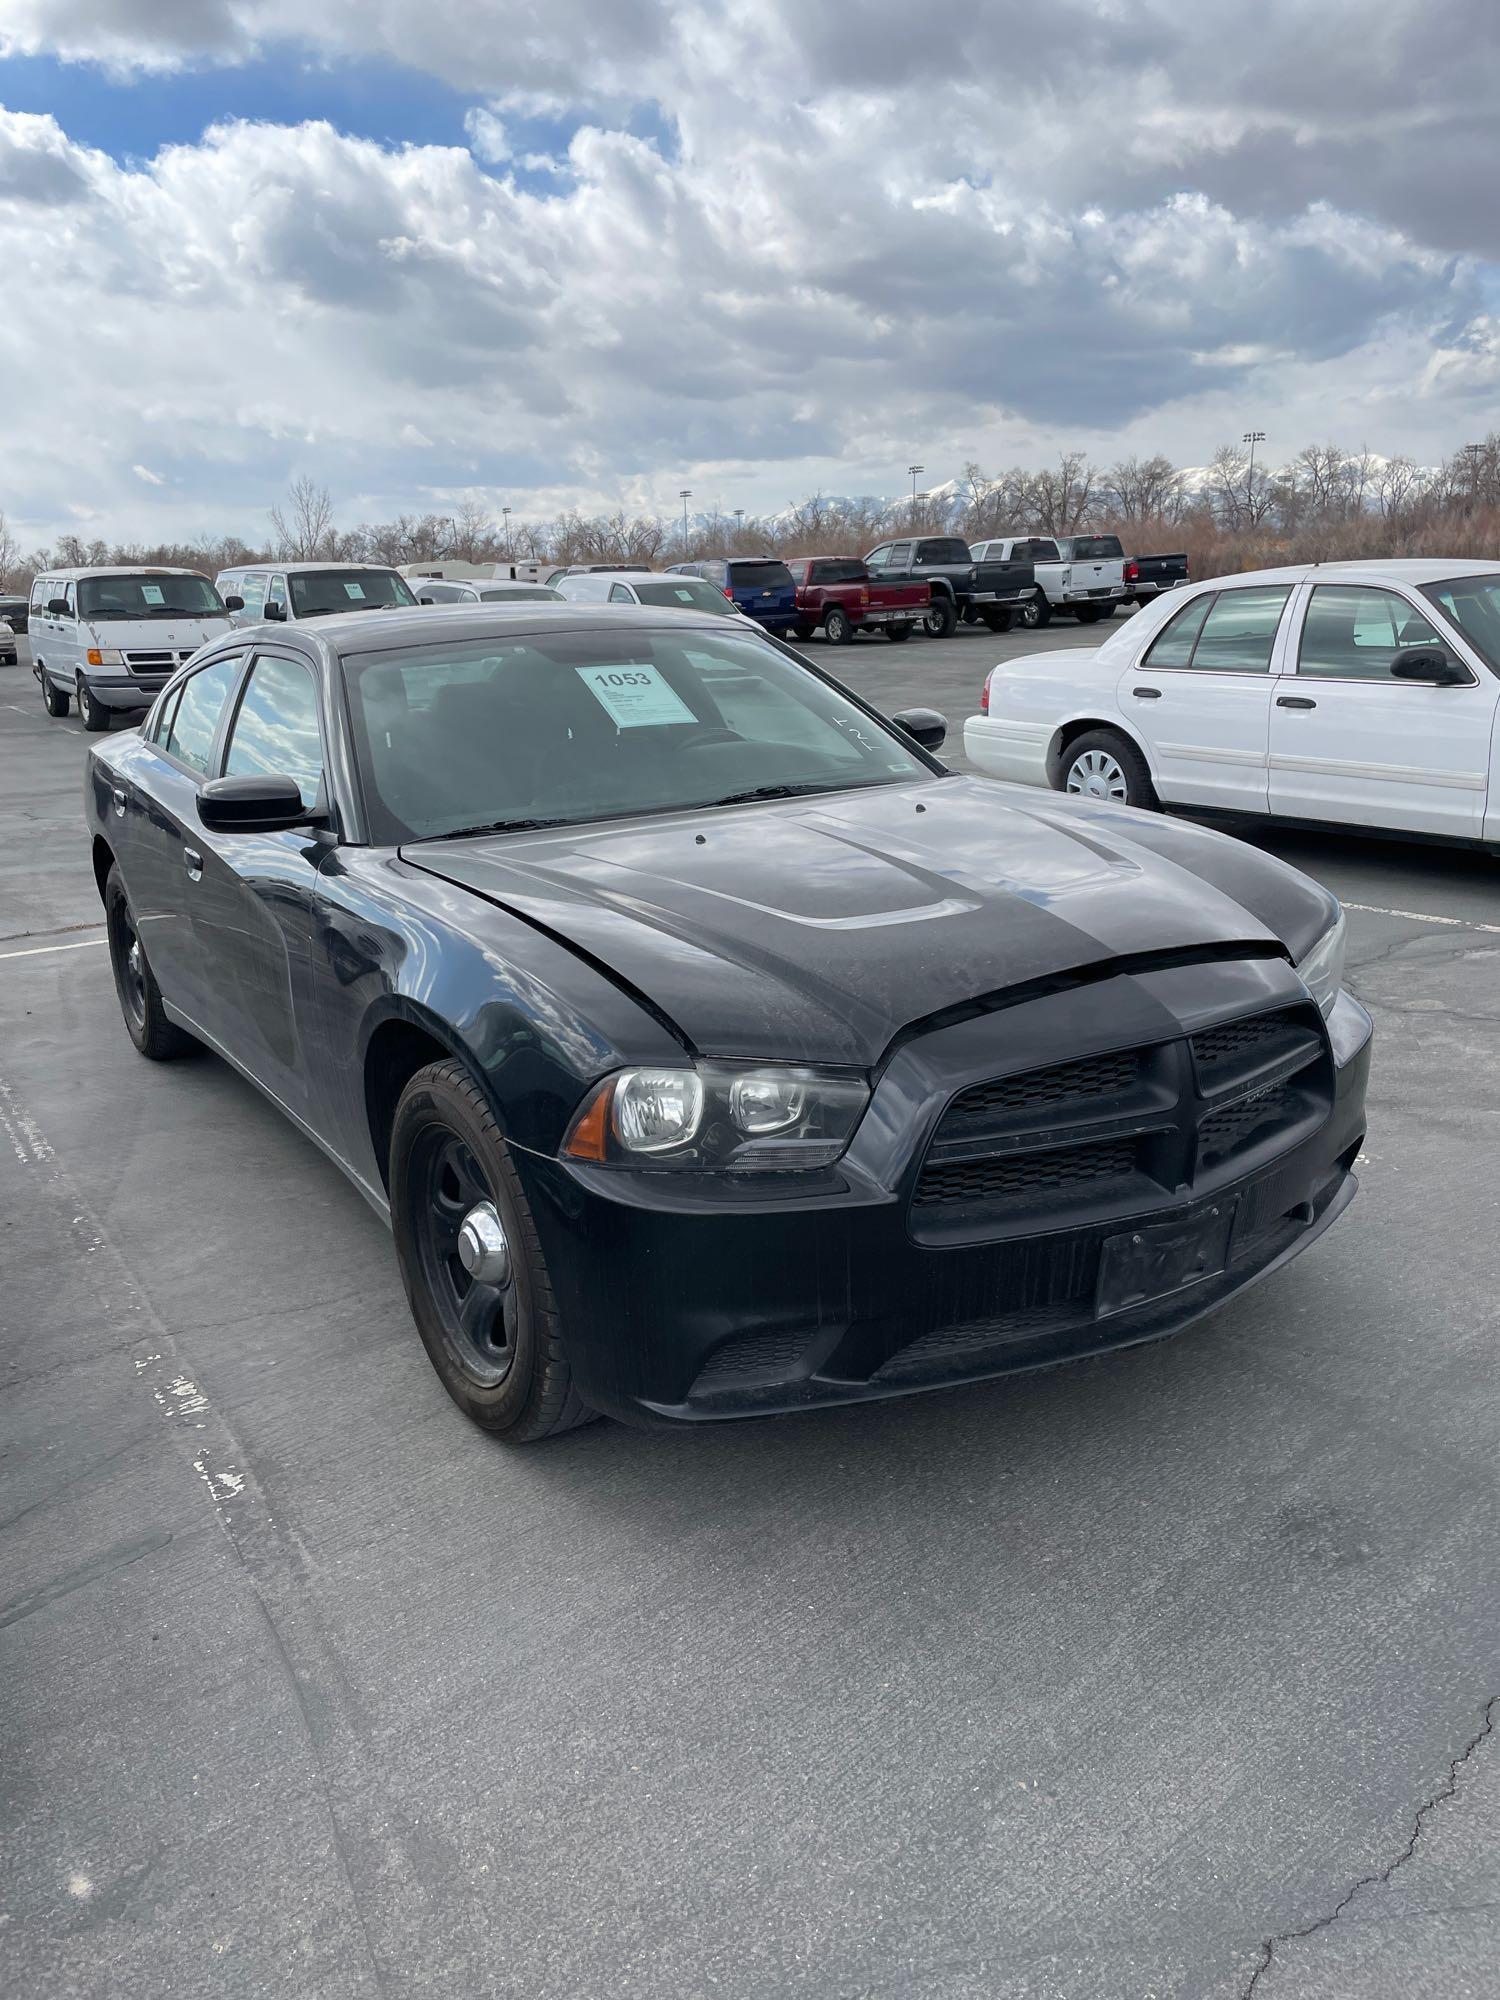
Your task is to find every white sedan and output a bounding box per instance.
[964,559,1500,846]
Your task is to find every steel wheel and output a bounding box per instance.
[409,1127,519,1389]
[1065,748,1129,801]
[111,898,148,1034]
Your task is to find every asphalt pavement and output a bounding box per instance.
[3,621,1498,1999]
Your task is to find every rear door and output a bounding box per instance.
[188,647,331,1120]
[1120,584,1294,810]
[1268,582,1496,837]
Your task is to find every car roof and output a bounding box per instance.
[1179,559,1500,589]
[562,570,712,585]
[40,565,210,580]
[219,560,403,575]
[293,602,747,656]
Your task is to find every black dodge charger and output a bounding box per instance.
[85,605,1370,1441]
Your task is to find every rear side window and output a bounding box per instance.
[163,656,242,773]
[1146,587,1290,673]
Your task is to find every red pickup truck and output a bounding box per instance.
[784,557,931,644]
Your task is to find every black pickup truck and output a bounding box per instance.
[1123,550,1190,605]
[863,535,1035,638]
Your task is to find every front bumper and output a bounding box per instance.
[518,962,1372,1427]
[83,673,170,713]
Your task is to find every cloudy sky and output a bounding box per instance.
[2,0,1497,545]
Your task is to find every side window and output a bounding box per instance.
[609,584,634,602]
[164,656,242,775]
[1144,593,1215,670]
[1147,588,1290,673]
[265,574,288,618]
[62,584,77,618]
[866,545,891,567]
[31,578,49,613]
[886,542,913,566]
[223,654,324,808]
[1297,585,1464,682]
[238,572,267,618]
[149,687,182,746]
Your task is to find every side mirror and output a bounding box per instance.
[223,594,244,612]
[891,706,947,751]
[48,597,69,616]
[197,774,321,834]
[262,600,286,622]
[1390,648,1468,686]
[418,594,436,605]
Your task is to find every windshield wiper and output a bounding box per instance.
[420,816,572,841]
[695,782,842,809]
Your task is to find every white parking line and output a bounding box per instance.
[1345,901,1500,938]
[0,938,108,962]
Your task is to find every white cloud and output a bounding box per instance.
[0,0,1497,543]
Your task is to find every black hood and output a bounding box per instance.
[405,778,1334,1067]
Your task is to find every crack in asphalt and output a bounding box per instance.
[1241,1694,1498,1996]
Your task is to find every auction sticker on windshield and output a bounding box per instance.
[576,664,696,728]
[344,581,367,600]
[142,583,165,605]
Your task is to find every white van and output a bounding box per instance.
[398,559,548,586]
[31,567,232,731]
[216,561,418,627]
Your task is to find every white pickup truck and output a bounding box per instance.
[969,534,1128,629]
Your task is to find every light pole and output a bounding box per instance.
[908,463,925,512]
[679,489,692,542]
[501,506,512,560]
[1463,442,1483,510]
[1242,431,1265,517]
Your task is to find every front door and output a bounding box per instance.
[126,653,247,1025]
[1119,583,1295,811]
[187,649,331,1122]
[1269,582,1496,838]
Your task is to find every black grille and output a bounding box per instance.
[914,1139,1137,1209]
[1198,1085,1296,1169]
[1191,1014,1290,1073]
[875,1303,1084,1380]
[944,1050,1137,1125]
[691,1328,810,1389]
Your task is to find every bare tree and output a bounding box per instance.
[1104,455,1185,527]
[1374,455,1424,518]
[269,477,336,561]
[1028,453,1097,534]
[0,511,18,590]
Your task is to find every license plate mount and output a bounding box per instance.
[1096,1200,1238,1318]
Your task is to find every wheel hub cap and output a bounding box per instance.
[456,1202,511,1287]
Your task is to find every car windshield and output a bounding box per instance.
[289,569,417,617]
[344,624,932,843]
[631,578,736,613]
[1420,574,1500,673]
[78,573,225,620]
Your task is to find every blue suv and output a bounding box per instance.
[670,557,798,633]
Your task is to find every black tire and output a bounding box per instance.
[1057,729,1159,812]
[42,671,69,718]
[884,622,913,642]
[105,865,192,1060]
[1017,592,1051,630]
[1073,604,1102,625]
[923,595,959,639]
[793,621,816,642]
[389,1059,597,1442]
[982,608,1014,633]
[77,677,109,731]
[1095,602,1117,620]
[823,605,854,645]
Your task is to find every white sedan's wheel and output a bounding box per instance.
[1066,748,1129,801]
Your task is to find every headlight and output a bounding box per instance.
[85,647,123,667]
[1296,907,1346,1019]
[564,1062,870,1171]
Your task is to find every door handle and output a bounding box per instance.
[1277,696,1317,710]
[112,786,127,817]
[1132,686,1162,699]
[183,847,203,881]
